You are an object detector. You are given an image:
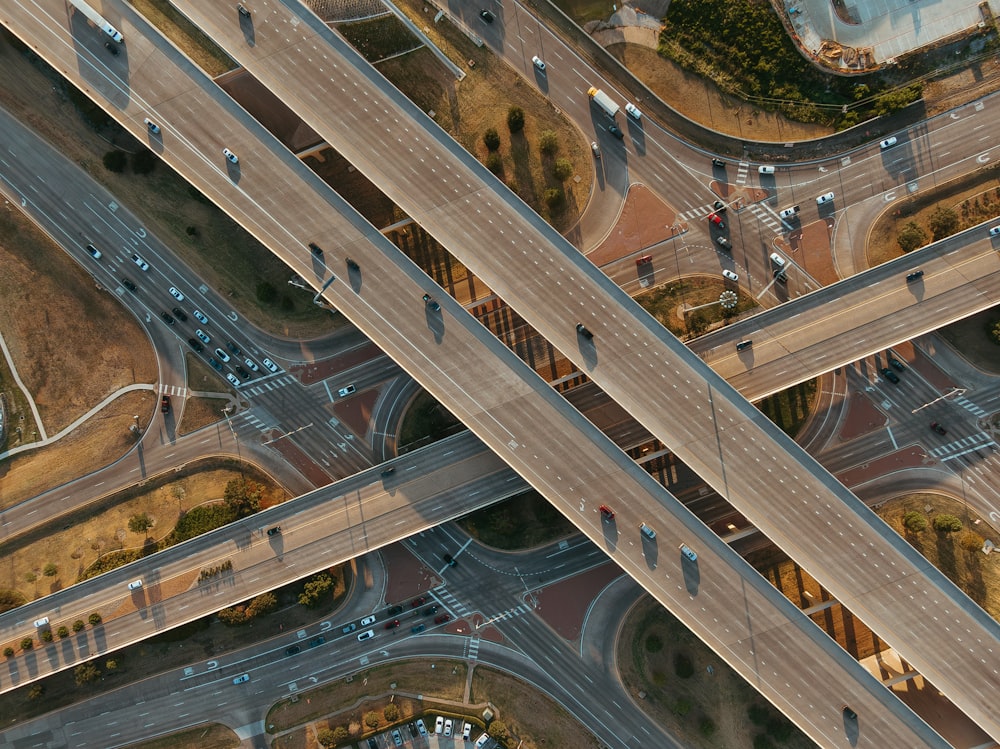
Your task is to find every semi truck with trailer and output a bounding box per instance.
[67,0,123,43]
[587,87,620,118]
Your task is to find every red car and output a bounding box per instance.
[411,596,427,608]
[930,422,947,436]
[599,505,615,520]
[160,395,170,413]
[385,619,401,630]
[434,613,451,624]
[708,213,725,228]
[635,254,652,266]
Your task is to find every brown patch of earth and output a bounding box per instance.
[586,184,680,266]
[838,390,886,440]
[783,217,837,285]
[533,561,623,640]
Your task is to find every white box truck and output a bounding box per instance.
[587,87,620,118]
[68,0,124,43]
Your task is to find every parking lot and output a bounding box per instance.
[365,718,495,748]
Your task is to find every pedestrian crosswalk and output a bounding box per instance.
[242,374,296,397]
[954,397,987,419]
[432,585,469,618]
[746,202,784,234]
[927,431,996,461]
[241,410,277,433]
[735,161,749,185]
[159,383,187,397]
[466,636,480,661]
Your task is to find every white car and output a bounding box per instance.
[338,384,356,397]
[196,329,211,344]
[531,55,545,71]
[357,629,374,641]
[816,191,835,205]
[144,118,160,134]
[722,269,739,282]
[262,357,280,373]
[680,544,698,562]
[435,716,444,734]
[244,358,259,372]
[215,348,231,363]
[990,225,1000,237]
[444,719,453,737]
[131,253,150,271]
[127,580,142,590]
[757,165,775,174]
[640,522,656,540]
[625,102,642,120]
[769,252,786,267]
[879,136,897,149]
[232,674,250,684]
[193,309,209,324]
[360,615,376,626]
[591,141,600,158]
[168,286,184,301]
[463,722,473,740]
[226,373,241,388]
[475,734,491,749]
[86,243,102,259]
[223,147,239,164]
[778,205,800,219]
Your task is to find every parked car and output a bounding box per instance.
[227,341,242,356]
[758,165,775,174]
[193,309,209,324]
[232,674,250,684]
[168,286,184,301]
[435,716,444,734]
[416,718,428,736]
[226,373,241,388]
[708,213,724,228]
[423,605,439,616]
[160,312,175,326]
[444,719,453,737]
[889,357,906,371]
[285,645,301,656]
[187,338,203,352]
[385,619,401,629]
[342,622,357,634]
[262,357,280,372]
[590,141,601,158]
[357,630,374,641]
[716,237,732,250]
[215,348,231,363]
[208,358,223,372]
[411,623,426,634]
[361,615,377,626]
[388,604,404,615]
[778,205,800,219]
[196,329,211,344]
[338,384,356,397]
[434,613,451,624]
[171,307,187,322]
[411,596,427,608]
[308,636,325,647]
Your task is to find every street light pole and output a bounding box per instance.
[222,405,244,477]
[911,386,965,414]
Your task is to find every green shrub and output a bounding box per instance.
[539,130,559,155]
[902,511,927,533]
[507,106,524,133]
[72,619,86,633]
[41,629,53,642]
[483,127,500,151]
[932,514,962,533]
[552,158,573,181]
[674,652,694,678]
[132,149,158,175]
[256,281,278,304]
[485,152,503,175]
[103,150,127,173]
[897,221,927,253]
[3,646,14,657]
[645,633,663,653]
[57,626,70,639]
[20,637,33,651]
[88,613,102,626]
[43,563,57,577]
[543,187,564,209]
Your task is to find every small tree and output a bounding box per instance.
[364,711,380,729]
[246,592,277,619]
[507,106,525,133]
[223,477,262,518]
[28,684,44,701]
[298,573,334,607]
[105,659,118,671]
[74,661,101,686]
[674,652,694,678]
[383,703,400,722]
[129,513,153,535]
[24,572,37,584]
[902,511,927,533]
[43,563,57,577]
[57,626,70,639]
[928,206,958,241]
[483,127,500,151]
[538,129,559,155]
[72,619,86,633]
[552,158,573,181]
[41,629,53,643]
[132,149,158,175]
[316,728,337,748]
[897,221,927,253]
[543,187,564,209]
[488,720,508,740]
[3,646,14,657]
[485,152,503,175]
[103,150,127,173]
[932,514,962,532]
[20,637,33,651]
[88,612,102,626]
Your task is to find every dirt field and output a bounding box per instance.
[0,390,154,509]
[127,724,240,749]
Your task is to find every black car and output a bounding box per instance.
[889,357,905,371]
[172,307,188,322]
[208,358,223,372]
[735,340,753,351]
[881,368,900,384]
[906,270,924,282]
[712,158,726,168]
[388,604,404,616]
[267,526,281,536]
[381,466,396,476]
[608,124,624,139]
[285,645,301,656]
[576,323,593,340]
[422,294,441,311]
[104,41,119,56]
[367,739,378,749]
[309,242,323,256]
[161,312,175,325]
[423,605,439,616]
[308,636,326,648]
[930,422,947,436]
[347,258,360,271]
[443,553,457,567]
[121,278,136,292]
[188,338,204,353]
[713,200,727,213]
[227,341,242,356]
[480,9,495,22]
[236,365,251,379]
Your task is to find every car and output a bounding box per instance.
[193,309,209,324]
[411,623,426,634]
[86,243,102,259]
[357,629,375,641]
[308,636,325,647]
[367,739,378,749]
[842,705,857,721]
[309,242,323,256]
[435,716,445,734]
[608,124,624,139]
[160,395,170,413]
[223,148,239,164]
[816,191,835,205]
[160,312,175,325]
[423,604,439,616]
[128,579,143,590]
[722,269,739,281]
[188,338,204,352]
[480,9,494,22]
[196,329,211,344]
[531,55,545,71]
[33,617,49,629]
[285,645,301,656]
[736,340,753,351]
[267,526,281,536]
[227,341,242,356]
[232,674,250,684]
[880,136,897,149]
[392,729,403,747]
[463,722,473,740]
[361,615,377,626]
[208,358,223,372]
[889,357,906,371]
[262,357,280,372]
[443,553,457,566]
[716,237,732,250]
[708,213,724,228]
[625,102,642,120]
[990,225,1000,237]
[104,40,119,56]
[337,384,356,397]
[881,368,900,384]
[774,271,788,284]
[640,522,656,540]
[778,205,800,219]
[711,158,726,168]
[144,118,160,134]
[346,257,360,270]
[444,719,453,737]
[636,254,652,266]
[215,348,231,363]
[411,596,427,608]
[680,544,698,562]
[132,253,150,271]
[712,200,727,213]
[235,365,250,379]
[906,270,924,282]
[238,3,251,17]
[422,294,441,311]
[169,307,186,322]
[576,323,593,339]
[168,286,184,301]
[475,734,491,749]
[385,618,401,630]
[408,722,418,737]
[599,504,615,520]
[769,252,786,268]
[416,719,428,736]
[930,422,947,435]
[434,612,451,624]
[226,373,241,387]
[591,141,601,158]
[381,466,396,476]
[342,622,357,634]
[758,165,775,174]
[244,357,259,372]
[388,604,404,616]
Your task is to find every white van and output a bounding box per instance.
[33,617,50,628]
[769,253,786,268]
[475,732,491,748]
